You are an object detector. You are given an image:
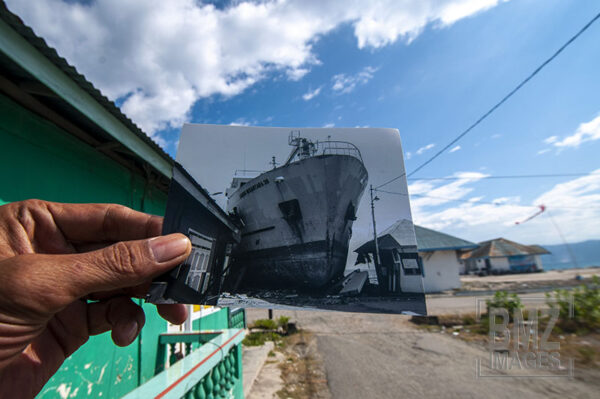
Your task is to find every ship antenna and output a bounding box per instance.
[270,156,278,169]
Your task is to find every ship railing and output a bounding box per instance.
[232,169,264,178]
[317,140,365,163]
[122,328,245,399]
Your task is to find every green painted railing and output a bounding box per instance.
[227,308,246,329]
[123,328,245,399]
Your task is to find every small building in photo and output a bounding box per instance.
[354,219,424,294]
[354,219,478,294]
[414,224,479,292]
[460,238,550,275]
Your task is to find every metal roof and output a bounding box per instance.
[413,224,478,252]
[355,219,478,253]
[0,2,174,177]
[380,219,419,247]
[461,238,550,259]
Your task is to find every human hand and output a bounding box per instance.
[0,200,192,398]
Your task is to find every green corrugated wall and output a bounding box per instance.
[0,92,170,398]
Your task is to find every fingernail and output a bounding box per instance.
[123,320,138,344]
[150,234,190,263]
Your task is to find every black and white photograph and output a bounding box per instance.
[148,125,426,315]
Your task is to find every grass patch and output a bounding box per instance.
[244,316,299,347]
[412,286,600,371]
[251,318,278,330]
[243,331,282,347]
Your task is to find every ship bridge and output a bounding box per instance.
[286,131,365,165]
[317,140,364,163]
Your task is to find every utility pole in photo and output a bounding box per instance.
[370,185,381,268]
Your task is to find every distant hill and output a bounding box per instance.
[539,240,600,268]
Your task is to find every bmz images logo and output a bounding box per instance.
[475,296,574,378]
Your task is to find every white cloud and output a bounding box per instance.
[302,86,322,101]
[6,0,507,144]
[491,134,502,139]
[408,171,488,208]
[552,114,600,148]
[405,151,412,160]
[332,66,377,94]
[287,68,310,81]
[409,170,600,244]
[544,135,558,144]
[416,143,435,155]
[352,0,504,48]
[449,145,461,153]
[323,123,335,128]
[229,119,252,126]
[537,148,550,155]
[468,196,484,202]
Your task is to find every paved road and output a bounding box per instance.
[247,308,598,399]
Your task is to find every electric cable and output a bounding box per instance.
[375,10,600,189]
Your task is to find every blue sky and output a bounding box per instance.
[7,0,600,245]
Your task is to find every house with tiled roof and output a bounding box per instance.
[460,238,550,274]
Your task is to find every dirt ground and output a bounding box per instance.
[246,308,599,399]
[460,267,599,284]
[458,267,599,292]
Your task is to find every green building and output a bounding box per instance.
[0,3,244,398]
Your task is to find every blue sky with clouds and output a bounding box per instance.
[7,0,600,245]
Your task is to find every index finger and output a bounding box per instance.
[46,202,163,243]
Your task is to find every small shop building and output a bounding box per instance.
[354,219,478,294]
[354,219,424,294]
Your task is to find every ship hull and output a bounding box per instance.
[226,154,368,289]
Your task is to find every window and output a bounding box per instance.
[392,249,401,263]
[401,257,422,276]
[183,229,215,293]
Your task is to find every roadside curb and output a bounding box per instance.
[242,339,275,397]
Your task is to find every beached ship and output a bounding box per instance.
[225,131,368,290]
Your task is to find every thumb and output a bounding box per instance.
[0,234,190,321]
[74,233,192,298]
[1,234,190,314]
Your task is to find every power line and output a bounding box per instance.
[374,172,406,190]
[375,188,532,207]
[374,188,600,209]
[376,10,600,189]
[406,172,600,181]
[407,11,600,178]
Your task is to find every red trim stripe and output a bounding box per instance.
[155,329,243,399]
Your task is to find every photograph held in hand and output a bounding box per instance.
[148,125,426,315]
